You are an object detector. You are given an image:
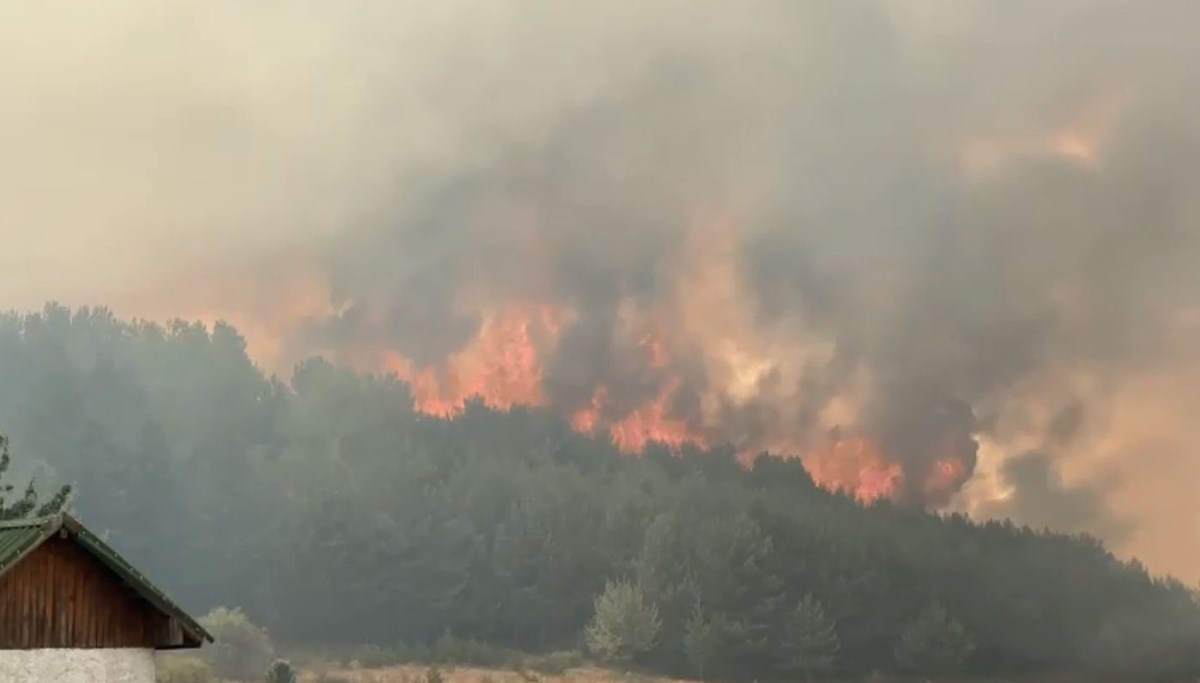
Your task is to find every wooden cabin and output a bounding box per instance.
[0,513,212,682]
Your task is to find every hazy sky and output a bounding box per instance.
[2,0,1199,581]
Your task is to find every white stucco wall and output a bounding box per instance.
[0,648,155,683]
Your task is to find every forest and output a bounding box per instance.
[1,304,1198,681]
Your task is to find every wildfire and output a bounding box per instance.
[382,304,574,416]
[602,378,703,453]
[569,326,703,453]
[802,435,905,504]
[924,457,967,498]
[114,252,342,372]
[958,82,1133,178]
[153,215,973,508]
[341,211,974,506]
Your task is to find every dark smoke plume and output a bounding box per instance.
[5,0,1200,579]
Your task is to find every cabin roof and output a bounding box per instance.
[0,513,213,645]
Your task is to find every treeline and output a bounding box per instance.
[1,304,1198,680]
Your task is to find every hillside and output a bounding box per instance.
[1,304,1198,681]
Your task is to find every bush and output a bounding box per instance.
[265,659,298,683]
[156,656,214,683]
[198,606,275,681]
[425,666,445,683]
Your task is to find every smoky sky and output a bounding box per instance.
[979,451,1132,543]
[4,0,1200,578]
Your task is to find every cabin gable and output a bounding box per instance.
[0,536,186,649]
[0,514,210,651]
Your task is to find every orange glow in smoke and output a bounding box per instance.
[609,377,704,453]
[924,457,967,498]
[383,304,574,417]
[569,328,704,453]
[191,215,970,507]
[802,435,904,503]
[959,83,1133,177]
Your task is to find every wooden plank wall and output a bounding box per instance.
[0,536,170,649]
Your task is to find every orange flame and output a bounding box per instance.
[383,304,574,416]
[569,328,702,452]
[155,212,970,506]
[609,377,703,453]
[802,435,904,503]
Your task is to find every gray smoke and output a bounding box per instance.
[309,0,1200,506]
[4,0,1200,578]
[980,451,1132,543]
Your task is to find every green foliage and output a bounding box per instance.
[0,306,1198,681]
[585,579,663,663]
[155,656,214,683]
[0,434,70,520]
[199,606,275,681]
[682,606,719,678]
[779,594,840,681]
[893,600,976,675]
[265,659,298,683]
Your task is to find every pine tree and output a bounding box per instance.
[0,435,70,521]
[779,594,840,682]
[683,604,721,679]
[893,600,976,675]
[585,578,662,663]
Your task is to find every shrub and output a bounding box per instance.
[265,658,298,683]
[198,605,275,681]
[155,656,214,683]
[425,666,445,683]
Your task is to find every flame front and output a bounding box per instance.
[382,304,574,417]
[803,435,905,504]
[126,213,980,506]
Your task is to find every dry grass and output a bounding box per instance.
[299,664,691,683]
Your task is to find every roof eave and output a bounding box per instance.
[61,514,215,645]
[0,514,63,581]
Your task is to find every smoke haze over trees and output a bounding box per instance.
[4,1,1200,679]
[4,0,1200,583]
[0,306,1197,680]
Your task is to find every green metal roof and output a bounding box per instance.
[0,513,213,647]
[0,516,53,578]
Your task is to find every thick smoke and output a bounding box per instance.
[3,0,1200,578]
[979,451,1132,543]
